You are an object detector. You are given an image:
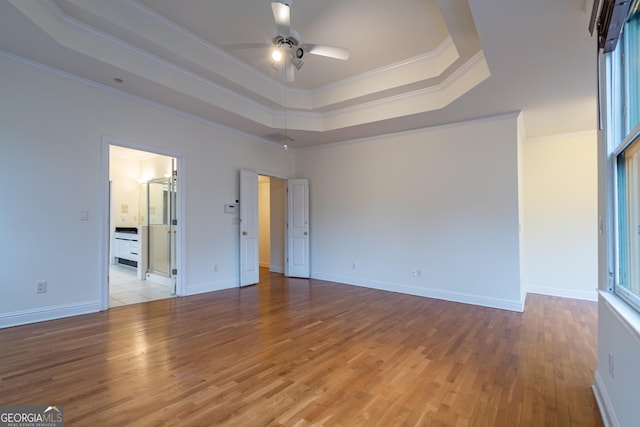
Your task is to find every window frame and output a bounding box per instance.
[613,137,640,312]
[609,16,640,314]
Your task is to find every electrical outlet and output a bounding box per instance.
[411,268,417,277]
[352,262,357,270]
[36,281,47,294]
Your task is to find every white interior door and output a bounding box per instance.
[287,179,310,278]
[240,169,259,286]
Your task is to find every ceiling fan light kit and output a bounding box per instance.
[264,0,349,82]
[271,49,283,62]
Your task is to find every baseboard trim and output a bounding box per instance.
[270,264,284,274]
[1,278,595,327]
[184,280,237,296]
[0,301,101,329]
[592,370,618,427]
[312,273,524,312]
[526,285,598,302]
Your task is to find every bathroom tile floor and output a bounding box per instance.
[109,264,173,307]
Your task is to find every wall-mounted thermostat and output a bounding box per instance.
[224,203,237,213]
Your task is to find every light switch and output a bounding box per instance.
[80,210,89,221]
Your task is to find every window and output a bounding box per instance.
[624,10,640,135]
[616,141,640,310]
[611,5,640,312]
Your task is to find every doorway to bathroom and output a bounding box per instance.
[107,144,179,307]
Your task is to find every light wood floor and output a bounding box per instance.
[0,269,603,426]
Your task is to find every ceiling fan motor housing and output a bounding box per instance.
[273,34,304,58]
[273,34,298,47]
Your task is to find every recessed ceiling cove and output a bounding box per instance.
[4,0,487,148]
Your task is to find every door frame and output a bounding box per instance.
[99,135,185,310]
[240,169,309,283]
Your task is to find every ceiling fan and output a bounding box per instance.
[227,0,350,82]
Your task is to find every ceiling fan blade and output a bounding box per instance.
[302,44,350,61]
[271,1,291,34]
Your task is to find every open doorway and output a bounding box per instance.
[240,170,309,286]
[258,175,286,280]
[108,145,178,307]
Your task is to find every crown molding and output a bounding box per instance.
[296,111,522,153]
[42,1,470,111]
[0,50,280,148]
[10,0,490,136]
[311,37,459,108]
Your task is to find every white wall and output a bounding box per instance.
[109,156,142,227]
[594,294,640,427]
[140,155,173,185]
[295,114,524,311]
[522,131,598,301]
[0,54,294,327]
[0,49,604,327]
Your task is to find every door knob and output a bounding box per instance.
[304,231,308,236]
[242,231,248,235]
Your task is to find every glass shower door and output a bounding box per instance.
[147,178,171,278]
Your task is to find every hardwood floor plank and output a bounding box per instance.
[0,270,602,426]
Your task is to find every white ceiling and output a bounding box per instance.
[0,0,597,149]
